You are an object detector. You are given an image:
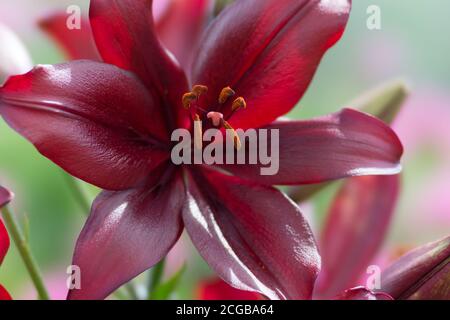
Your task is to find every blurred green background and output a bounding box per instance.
[0,0,449,299]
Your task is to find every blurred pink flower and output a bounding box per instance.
[394,89,450,158]
[21,270,68,300]
[393,89,450,229]
[358,33,410,81]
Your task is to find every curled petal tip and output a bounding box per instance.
[0,186,13,208]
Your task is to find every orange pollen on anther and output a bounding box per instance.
[232,97,247,111]
[192,85,208,97]
[218,86,236,104]
[182,92,197,109]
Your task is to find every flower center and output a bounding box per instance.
[181,85,247,149]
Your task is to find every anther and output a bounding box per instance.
[223,120,242,150]
[192,85,208,97]
[182,92,197,109]
[231,97,247,111]
[193,114,203,150]
[207,112,224,127]
[218,86,235,104]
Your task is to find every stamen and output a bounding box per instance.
[192,85,208,97]
[193,114,203,150]
[218,86,235,104]
[207,112,224,127]
[223,120,242,150]
[231,97,247,111]
[182,92,197,109]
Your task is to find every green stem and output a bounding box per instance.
[62,173,91,214]
[147,259,166,299]
[124,283,139,300]
[1,206,50,300]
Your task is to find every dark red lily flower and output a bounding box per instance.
[0,185,13,300]
[0,0,403,300]
[379,236,450,300]
[39,0,212,70]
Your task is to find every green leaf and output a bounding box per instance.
[149,264,187,300]
[147,258,166,298]
[288,79,409,203]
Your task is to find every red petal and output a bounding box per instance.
[89,0,189,130]
[191,0,351,129]
[68,170,185,300]
[0,219,10,265]
[334,287,393,300]
[39,12,101,61]
[0,61,170,191]
[315,175,400,299]
[156,0,212,71]
[198,278,262,300]
[0,186,12,264]
[183,167,320,300]
[0,284,12,300]
[380,236,450,300]
[221,109,403,185]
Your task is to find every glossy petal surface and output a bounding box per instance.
[192,0,351,129]
[68,172,185,300]
[221,109,403,185]
[0,61,169,190]
[380,236,450,300]
[90,0,189,129]
[183,168,320,300]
